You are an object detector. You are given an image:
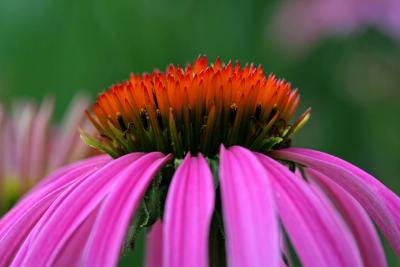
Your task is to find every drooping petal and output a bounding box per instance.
[0,156,109,266]
[145,220,163,267]
[0,155,109,228]
[257,153,363,267]
[219,146,279,267]
[52,207,100,267]
[273,148,400,254]
[83,152,171,267]
[163,154,215,267]
[0,178,86,266]
[32,154,110,189]
[307,169,387,267]
[11,152,144,266]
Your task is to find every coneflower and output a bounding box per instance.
[0,96,94,213]
[0,56,398,267]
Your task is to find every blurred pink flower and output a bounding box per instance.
[270,0,400,51]
[0,96,94,211]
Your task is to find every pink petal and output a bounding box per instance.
[12,152,144,266]
[307,169,387,267]
[257,153,363,267]
[83,152,171,267]
[273,148,400,254]
[0,155,107,230]
[163,154,215,267]
[145,220,163,267]
[32,154,111,189]
[52,207,100,267]
[219,146,279,267]
[0,155,109,228]
[0,166,99,266]
[0,157,108,266]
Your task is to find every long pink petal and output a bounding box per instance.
[307,169,387,267]
[163,154,215,267]
[279,148,400,222]
[273,148,400,254]
[52,207,100,267]
[145,220,163,267]
[0,155,109,229]
[0,168,97,266]
[83,152,171,267]
[257,153,363,267]
[219,146,279,267]
[0,156,106,231]
[32,154,111,189]
[12,152,144,266]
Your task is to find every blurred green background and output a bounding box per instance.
[0,0,399,265]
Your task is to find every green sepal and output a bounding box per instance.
[260,136,283,152]
[285,109,311,140]
[206,157,220,189]
[107,121,136,152]
[79,129,119,158]
[123,175,163,252]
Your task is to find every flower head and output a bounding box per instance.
[84,56,310,158]
[0,96,94,213]
[0,57,399,267]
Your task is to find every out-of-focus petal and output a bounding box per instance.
[273,148,400,254]
[83,152,170,267]
[29,98,54,181]
[257,153,363,267]
[219,146,279,267]
[49,95,90,169]
[14,103,35,186]
[163,154,215,267]
[10,153,144,266]
[307,169,387,267]
[145,220,163,267]
[1,96,95,210]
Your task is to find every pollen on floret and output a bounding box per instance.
[82,56,311,158]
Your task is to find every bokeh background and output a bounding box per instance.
[0,0,399,265]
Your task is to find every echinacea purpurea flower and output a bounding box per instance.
[0,56,399,267]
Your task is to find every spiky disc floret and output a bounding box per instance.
[83,56,310,158]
